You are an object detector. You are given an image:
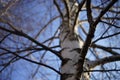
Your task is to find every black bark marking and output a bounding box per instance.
[70,48,81,53]
[61,73,74,80]
[69,32,80,41]
[62,58,71,66]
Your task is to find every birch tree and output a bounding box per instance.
[0,0,120,80]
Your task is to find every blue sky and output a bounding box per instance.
[0,0,120,80]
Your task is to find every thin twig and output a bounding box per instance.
[84,69,120,72]
[0,27,63,60]
[1,47,61,75]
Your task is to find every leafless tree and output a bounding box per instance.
[0,0,120,80]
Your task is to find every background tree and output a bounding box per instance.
[0,0,120,80]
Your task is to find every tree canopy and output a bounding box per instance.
[0,0,120,80]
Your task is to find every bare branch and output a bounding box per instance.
[100,20,120,28]
[86,0,94,25]
[53,0,63,19]
[91,44,119,55]
[62,0,70,20]
[0,0,19,16]
[0,27,63,60]
[94,0,118,26]
[1,47,61,75]
[88,55,120,68]
[84,69,120,73]
[93,31,120,43]
[73,0,86,28]
[0,57,17,73]
[0,33,11,44]
[80,0,118,58]
[30,15,60,40]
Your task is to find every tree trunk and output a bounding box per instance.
[59,18,91,80]
[59,21,90,80]
[59,1,90,80]
[59,22,81,80]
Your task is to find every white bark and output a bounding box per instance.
[59,0,89,80]
[59,23,91,80]
[59,24,82,80]
[59,19,92,80]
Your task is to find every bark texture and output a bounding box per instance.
[59,22,84,80]
[59,0,89,80]
[59,21,90,80]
